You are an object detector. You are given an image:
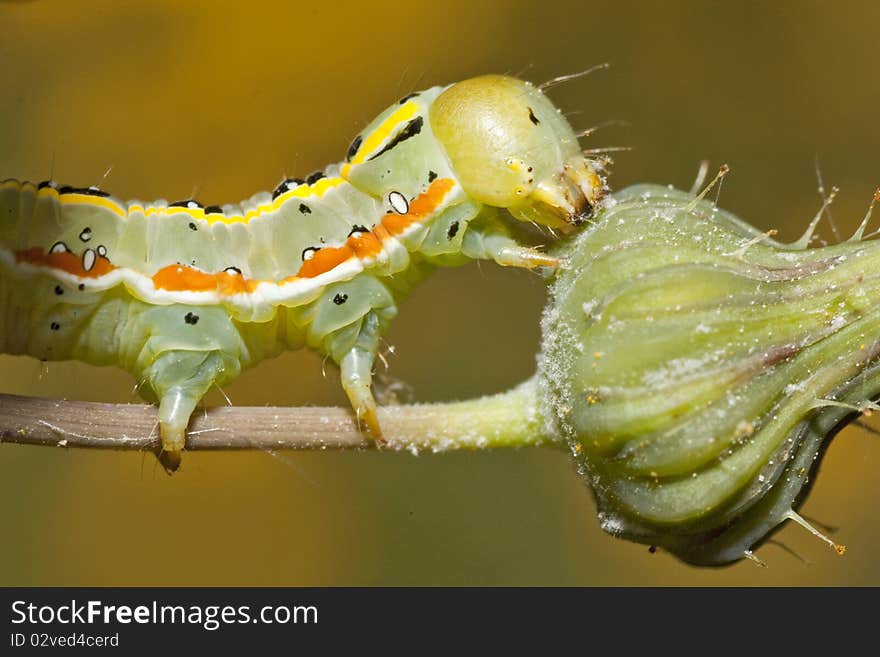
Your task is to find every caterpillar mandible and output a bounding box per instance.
[0,74,608,470]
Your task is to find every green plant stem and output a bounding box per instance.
[0,378,550,453]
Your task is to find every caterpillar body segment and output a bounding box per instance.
[0,75,608,468]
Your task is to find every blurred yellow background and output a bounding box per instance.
[2,0,879,585]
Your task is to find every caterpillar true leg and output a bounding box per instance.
[460,213,560,271]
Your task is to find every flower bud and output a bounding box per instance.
[540,183,879,564]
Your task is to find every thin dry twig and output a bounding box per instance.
[0,384,546,454]
[0,393,369,451]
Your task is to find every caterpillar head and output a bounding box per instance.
[430,74,607,231]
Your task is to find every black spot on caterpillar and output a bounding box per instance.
[58,185,110,198]
[447,221,460,240]
[54,285,64,296]
[427,170,438,183]
[188,222,198,231]
[333,293,348,305]
[367,116,424,161]
[79,227,92,242]
[272,178,304,200]
[305,170,326,185]
[50,322,60,331]
[205,205,223,215]
[184,312,199,325]
[346,134,363,162]
[398,92,419,104]
[170,199,203,209]
[299,203,312,214]
[528,107,540,125]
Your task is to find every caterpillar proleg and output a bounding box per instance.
[0,75,608,470]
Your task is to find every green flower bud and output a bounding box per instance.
[540,182,880,565]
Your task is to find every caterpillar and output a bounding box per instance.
[0,74,608,470]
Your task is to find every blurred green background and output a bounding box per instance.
[2,0,879,585]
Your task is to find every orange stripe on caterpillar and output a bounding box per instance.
[293,231,385,279]
[382,178,456,235]
[152,265,260,294]
[15,246,116,278]
[12,177,456,293]
[296,246,353,279]
[297,177,455,279]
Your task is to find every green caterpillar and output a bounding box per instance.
[0,75,608,469]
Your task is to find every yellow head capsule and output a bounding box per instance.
[430,74,607,230]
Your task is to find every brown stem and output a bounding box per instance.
[0,379,549,453]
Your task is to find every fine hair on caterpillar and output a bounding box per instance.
[0,74,609,471]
